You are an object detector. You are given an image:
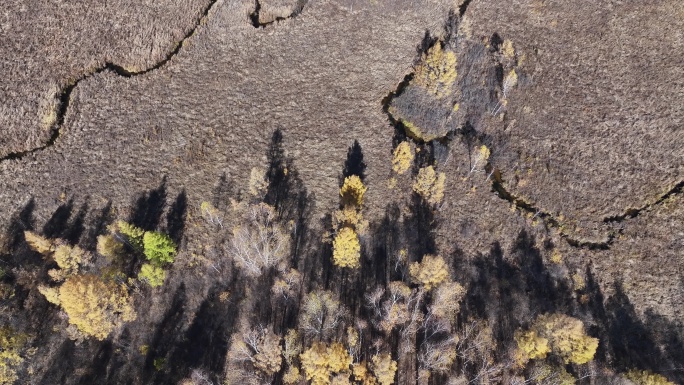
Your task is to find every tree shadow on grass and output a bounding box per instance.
[155,282,243,385]
[38,339,76,385]
[581,267,684,384]
[82,201,114,250]
[458,230,574,363]
[166,190,187,245]
[342,140,367,182]
[129,178,167,232]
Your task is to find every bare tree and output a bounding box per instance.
[229,203,290,277]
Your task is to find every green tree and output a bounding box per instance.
[143,231,177,264]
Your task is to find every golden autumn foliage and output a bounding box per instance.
[332,227,361,269]
[370,353,397,385]
[23,231,54,255]
[340,175,367,207]
[414,43,458,99]
[283,366,302,385]
[625,370,676,385]
[514,330,550,365]
[300,342,351,385]
[249,167,268,197]
[332,207,367,232]
[114,221,145,250]
[503,69,518,97]
[96,234,125,262]
[52,243,89,275]
[430,281,466,323]
[0,327,26,385]
[528,362,575,385]
[353,361,378,385]
[516,313,598,366]
[502,39,515,59]
[413,166,446,205]
[409,255,449,290]
[392,142,414,175]
[253,332,283,375]
[55,274,136,340]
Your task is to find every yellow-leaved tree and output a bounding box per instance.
[340,175,367,207]
[625,370,675,385]
[332,227,361,269]
[409,255,449,290]
[414,43,458,99]
[392,142,414,175]
[299,342,352,385]
[0,326,26,385]
[371,353,397,385]
[413,166,446,205]
[515,313,598,366]
[54,274,136,340]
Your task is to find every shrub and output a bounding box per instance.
[392,142,414,175]
[409,255,449,290]
[138,263,166,287]
[413,166,446,205]
[143,231,177,264]
[96,234,125,261]
[52,243,89,275]
[332,227,361,269]
[249,167,269,197]
[340,175,367,207]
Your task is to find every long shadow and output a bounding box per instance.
[403,193,437,260]
[40,199,89,245]
[129,178,167,231]
[458,231,574,365]
[76,341,114,385]
[156,283,242,384]
[141,283,188,383]
[38,339,76,385]
[82,201,114,250]
[342,140,367,182]
[2,199,36,263]
[263,129,316,270]
[166,190,187,245]
[264,129,310,222]
[583,272,684,384]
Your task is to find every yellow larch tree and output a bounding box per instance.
[414,43,458,99]
[392,142,414,175]
[370,353,397,385]
[56,274,136,340]
[340,175,367,207]
[409,255,449,290]
[413,166,446,205]
[332,227,361,269]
